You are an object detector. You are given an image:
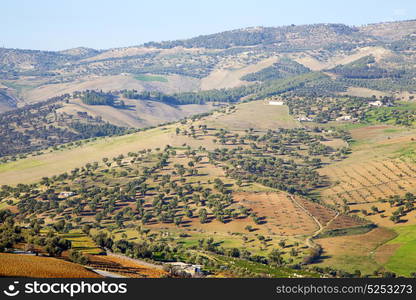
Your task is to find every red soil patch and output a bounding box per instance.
[87,254,166,278]
[326,214,369,230]
[294,196,337,226]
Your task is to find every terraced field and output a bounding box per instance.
[318,125,416,206]
[313,124,416,276]
[320,158,416,205]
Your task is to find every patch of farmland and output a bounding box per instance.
[293,196,337,226]
[59,98,215,128]
[87,254,166,278]
[351,201,416,227]
[234,192,319,236]
[0,253,102,278]
[313,227,396,275]
[204,100,300,131]
[325,214,369,230]
[147,192,318,237]
[319,158,416,206]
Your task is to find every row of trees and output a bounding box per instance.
[241,58,310,82]
[329,55,405,79]
[78,90,115,106]
[0,93,128,157]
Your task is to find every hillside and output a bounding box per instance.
[0,99,367,277]
[0,95,129,158]
[1,20,416,111]
[0,89,17,112]
[3,91,416,277]
[2,19,416,279]
[359,20,416,41]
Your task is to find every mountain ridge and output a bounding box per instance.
[0,19,415,119]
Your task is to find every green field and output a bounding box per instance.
[205,100,300,131]
[208,253,319,278]
[364,101,416,126]
[0,159,45,173]
[134,74,168,82]
[60,230,103,255]
[0,127,176,185]
[384,225,416,276]
[0,100,298,186]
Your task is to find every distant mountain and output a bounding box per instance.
[58,47,101,58]
[0,20,414,75]
[0,19,415,107]
[143,23,364,49]
[359,19,416,41]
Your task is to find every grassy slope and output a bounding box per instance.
[60,230,103,255]
[205,101,300,131]
[0,127,174,185]
[16,74,199,104]
[60,98,215,128]
[384,225,416,276]
[318,125,416,196]
[200,56,278,90]
[0,100,296,185]
[4,97,416,276]
[313,227,396,275]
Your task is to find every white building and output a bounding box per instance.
[59,191,74,198]
[268,101,284,106]
[296,116,313,122]
[336,115,352,122]
[369,100,383,107]
[167,262,203,277]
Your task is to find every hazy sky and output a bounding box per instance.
[1,0,415,51]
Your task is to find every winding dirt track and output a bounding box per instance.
[288,194,339,248]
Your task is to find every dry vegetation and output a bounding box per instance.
[318,125,416,207]
[320,158,416,206]
[203,100,300,131]
[87,254,166,278]
[233,192,318,236]
[0,253,101,278]
[59,98,215,128]
[351,201,416,226]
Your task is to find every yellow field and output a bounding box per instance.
[0,126,216,186]
[204,100,300,131]
[87,254,166,278]
[352,201,416,227]
[0,253,101,278]
[60,231,103,255]
[233,192,318,236]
